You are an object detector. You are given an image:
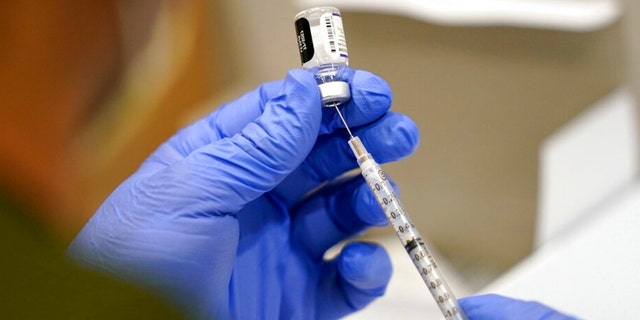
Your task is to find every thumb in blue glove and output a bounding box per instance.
[68,68,420,319]
[460,294,579,320]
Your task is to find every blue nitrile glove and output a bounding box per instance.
[460,294,579,320]
[68,68,419,319]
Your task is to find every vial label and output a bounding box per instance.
[295,18,315,64]
[320,12,348,59]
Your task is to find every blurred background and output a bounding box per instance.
[29,0,634,317]
[71,0,626,271]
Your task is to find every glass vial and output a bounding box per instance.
[295,7,351,106]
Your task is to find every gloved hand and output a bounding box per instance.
[460,294,579,320]
[68,68,420,319]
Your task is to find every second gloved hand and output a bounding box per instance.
[460,294,579,320]
[68,68,420,319]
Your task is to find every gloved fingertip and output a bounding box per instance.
[280,69,323,121]
[337,242,392,292]
[395,114,420,156]
[359,113,420,163]
[284,69,319,95]
[351,69,393,103]
[345,70,393,124]
[459,294,502,310]
[459,294,578,320]
[459,294,515,320]
[354,182,389,227]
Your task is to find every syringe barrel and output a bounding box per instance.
[348,137,468,320]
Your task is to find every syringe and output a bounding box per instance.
[293,7,467,318]
[334,105,468,320]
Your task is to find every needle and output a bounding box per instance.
[329,102,354,138]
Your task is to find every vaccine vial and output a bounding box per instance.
[295,7,351,106]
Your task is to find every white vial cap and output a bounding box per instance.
[318,81,351,106]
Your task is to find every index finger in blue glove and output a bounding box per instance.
[460,294,578,320]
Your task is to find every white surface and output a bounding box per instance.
[344,234,472,320]
[536,88,639,246]
[483,182,640,319]
[294,0,620,32]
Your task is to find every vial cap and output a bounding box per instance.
[318,81,351,106]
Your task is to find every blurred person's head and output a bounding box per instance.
[0,1,158,226]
